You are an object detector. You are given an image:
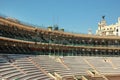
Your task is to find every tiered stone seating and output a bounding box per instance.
[10,55,53,80]
[0,57,24,80]
[109,57,120,68]
[108,57,120,73]
[85,76,105,80]
[63,56,90,75]
[86,57,120,75]
[0,54,53,80]
[31,55,73,79]
[2,53,120,80]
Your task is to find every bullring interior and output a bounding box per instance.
[0,15,120,80]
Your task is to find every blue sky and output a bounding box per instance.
[0,0,120,34]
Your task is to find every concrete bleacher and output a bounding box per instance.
[109,57,120,67]
[0,57,24,80]
[31,55,73,79]
[62,56,90,76]
[1,54,120,80]
[85,57,120,75]
[0,54,53,80]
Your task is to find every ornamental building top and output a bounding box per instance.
[96,17,120,36]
